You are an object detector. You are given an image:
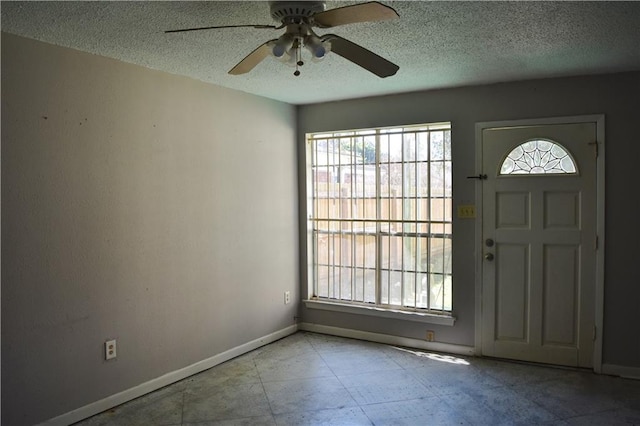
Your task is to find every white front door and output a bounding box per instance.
[481,122,597,368]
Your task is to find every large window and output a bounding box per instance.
[308,123,452,314]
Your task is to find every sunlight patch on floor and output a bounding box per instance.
[392,346,470,365]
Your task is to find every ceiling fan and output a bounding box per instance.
[165,1,399,78]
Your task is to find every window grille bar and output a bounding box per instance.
[361,137,366,302]
[375,131,382,306]
[414,133,419,309]
[337,137,343,301]
[329,147,334,300]
[327,142,332,299]
[426,130,432,309]
[400,132,405,308]
[307,125,451,142]
[350,136,355,302]
[314,264,441,275]
[313,141,319,297]
[386,134,391,305]
[311,218,448,224]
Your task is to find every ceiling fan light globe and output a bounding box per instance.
[273,45,287,57]
[272,33,294,58]
[308,45,326,58]
[304,33,326,59]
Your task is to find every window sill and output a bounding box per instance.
[304,299,456,326]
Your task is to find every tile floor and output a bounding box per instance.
[75,332,640,425]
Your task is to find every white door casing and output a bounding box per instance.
[475,118,604,369]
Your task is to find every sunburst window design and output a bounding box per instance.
[500,140,577,175]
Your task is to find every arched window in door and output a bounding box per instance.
[500,139,578,175]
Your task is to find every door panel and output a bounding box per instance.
[481,122,596,368]
[544,191,580,229]
[496,192,529,228]
[543,244,578,346]
[495,243,529,341]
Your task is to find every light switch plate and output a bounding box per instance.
[457,205,476,219]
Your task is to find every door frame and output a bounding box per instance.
[473,115,605,372]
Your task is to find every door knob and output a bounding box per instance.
[485,238,494,247]
[485,253,494,261]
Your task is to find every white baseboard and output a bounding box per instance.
[602,363,640,380]
[39,325,298,426]
[299,322,475,356]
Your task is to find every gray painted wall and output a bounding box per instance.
[298,71,640,368]
[1,34,298,425]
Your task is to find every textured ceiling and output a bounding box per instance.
[2,1,640,105]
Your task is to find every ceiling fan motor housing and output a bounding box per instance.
[269,1,326,23]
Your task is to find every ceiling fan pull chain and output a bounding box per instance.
[294,39,303,76]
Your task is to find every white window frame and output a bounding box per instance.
[305,123,455,326]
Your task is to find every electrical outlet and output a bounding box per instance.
[105,339,117,360]
[426,331,435,342]
[284,291,291,304]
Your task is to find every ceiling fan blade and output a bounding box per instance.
[313,1,399,28]
[165,24,276,34]
[228,40,277,75]
[324,34,398,78]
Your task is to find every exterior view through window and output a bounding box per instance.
[309,123,452,313]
